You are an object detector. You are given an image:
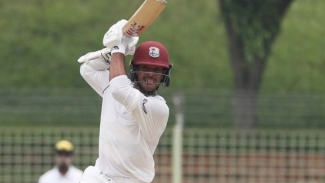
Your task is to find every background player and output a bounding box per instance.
[78,19,172,183]
[38,140,83,183]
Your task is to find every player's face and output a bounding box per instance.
[54,151,73,173]
[137,65,164,92]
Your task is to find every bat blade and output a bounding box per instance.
[122,0,167,37]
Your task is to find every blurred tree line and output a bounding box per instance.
[219,0,293,128]
[0,0,324,127]
[0,0,324,92]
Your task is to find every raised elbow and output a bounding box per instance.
[80,64,87,77]
[110,76,135,107]
[110,82,127,102]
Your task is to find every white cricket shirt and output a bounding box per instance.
[80,64,169,183]
[38,165,83,183]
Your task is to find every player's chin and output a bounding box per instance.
[140,82,158,92]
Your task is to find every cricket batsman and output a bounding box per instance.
[78,20,172,183]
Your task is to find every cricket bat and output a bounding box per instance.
[122,0,167,37]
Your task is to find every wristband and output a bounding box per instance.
[111,44,126,54]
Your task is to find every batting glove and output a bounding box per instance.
[126,36,138,55]
[77,48,111,70]
[103,19,139,55]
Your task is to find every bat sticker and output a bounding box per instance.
[122,0,167,37]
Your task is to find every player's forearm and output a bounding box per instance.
[109,53,126,81]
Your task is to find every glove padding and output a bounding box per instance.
[103,19,139,55]
[77,48,111,64]
[77,48,112,70]
[126,37,138,55]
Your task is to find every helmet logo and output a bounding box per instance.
[149,47,160,58]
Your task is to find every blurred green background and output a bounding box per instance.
[1,1,325,183]
[0,0,324,128]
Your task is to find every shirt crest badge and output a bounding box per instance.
[142,99,148,114]
[149,47,160,58]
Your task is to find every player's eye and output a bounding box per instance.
[154,68,163,73]
[139,66,148,71]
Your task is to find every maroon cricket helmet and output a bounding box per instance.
[132,41,170,68]
[129,41,172,90]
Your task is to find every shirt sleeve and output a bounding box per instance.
[38,174,45,183]
[110,75,169,143]
[80,63,110,97]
